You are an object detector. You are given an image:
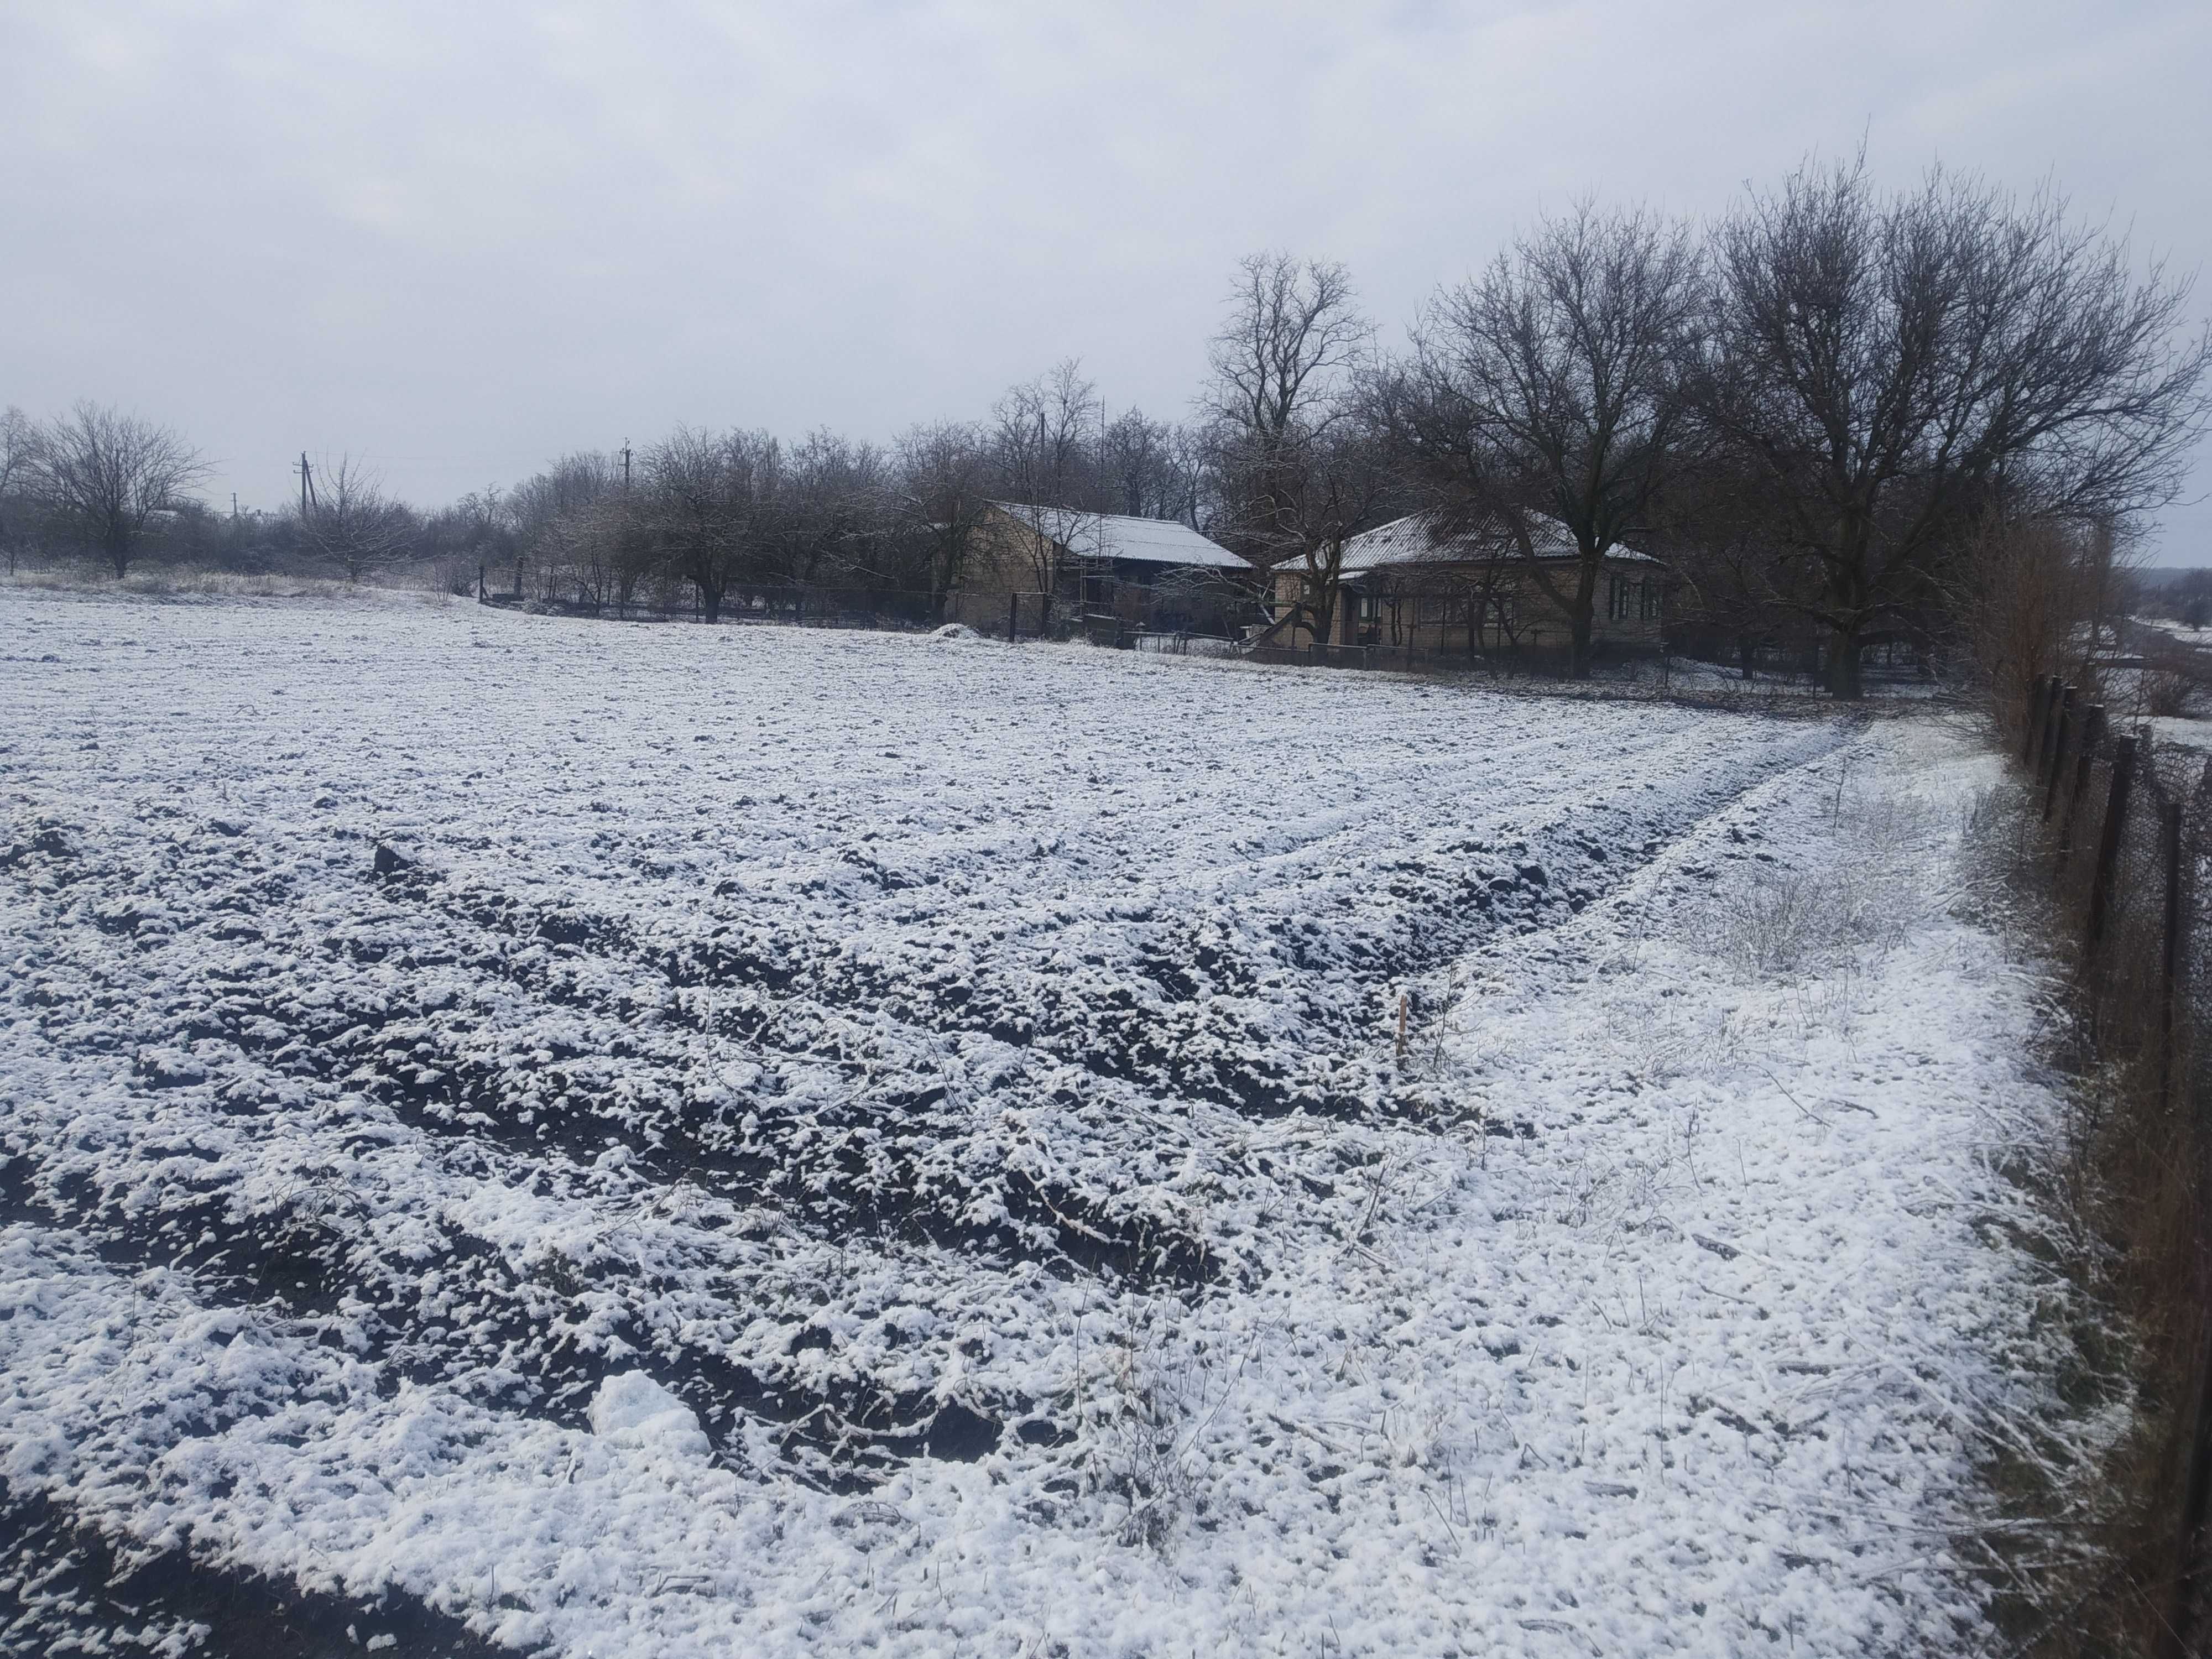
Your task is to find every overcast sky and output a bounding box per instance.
[4,0,2209,559]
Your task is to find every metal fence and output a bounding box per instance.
[484,583,952,632]
[2019,673,2212,1652]
[493,584,1247,648]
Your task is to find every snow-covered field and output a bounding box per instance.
[0,594,2090,1655]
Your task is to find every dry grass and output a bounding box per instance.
[0,563,450,604]
[1954,773,2206,1658]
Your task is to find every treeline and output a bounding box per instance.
[0,363,1204,625]
[5,153,2206,697]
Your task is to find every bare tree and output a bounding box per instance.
[778,429,891,586]
[426,485,517,597]
[1646,455,1827,679]
[1384,202,1703,678]
[894,420,993,613]
[510,452,617,550]
[1203,252,1392,644]
[1957,513,2133,730]
[28,402,211,579]
[643,426,782,623]
[296,454,419,584]
[0,406,31,576]
[1204,252,1369,445]
[1102,409,1203,524]
[993,361,1105,603]
[1216,420,1399,645]
[2169,570,2212,632]
[993,359,1103,509]
[508,451,620,606]
[1699,154,2212,696]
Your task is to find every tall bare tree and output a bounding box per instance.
[644,426,782,623]
[29,403,210,579]
[1384,202,1703,678]
[1102,409,1202,524]
[0,406,31,576]
[296,454,419,583]
[1203,252,1392,644]
[779,429,891,586]
[992,360,1105,601]
[426,485,517,596]
[894,420,993,612]
[1204,252,1369,446]
[1699,154,2211,696]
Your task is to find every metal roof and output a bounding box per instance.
[987,502,1255,570]
[1339,511,1658,574]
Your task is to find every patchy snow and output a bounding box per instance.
[2134,616,2212,650]
[2144,714,2212,753]
[0,593,2086,1655]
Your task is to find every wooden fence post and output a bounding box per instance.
[2039,677,2068,784]
[2042,688,2076,820]
[1008,592,1019,644]
[2086,735,2138,957]
[2025,673,2052,766]
[2058,705,2108,872]
[2162,796,2184,1104]
[2035,690,2070,814]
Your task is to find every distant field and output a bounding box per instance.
[14,594,2042,1656]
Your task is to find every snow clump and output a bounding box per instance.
[588,1373,713,1463]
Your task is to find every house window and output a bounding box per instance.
[1357,592,1383,623]
[1640,580,1662,621]
[1608,575,1630,622]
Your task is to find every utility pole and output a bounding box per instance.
[622,441,632,491]
[298,452,318,515]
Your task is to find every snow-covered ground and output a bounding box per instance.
[2134,615,2212,652]
[0,594,2090,1655]
[2143,714,2212,754]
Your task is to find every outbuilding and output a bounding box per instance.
[948,502,1262,639]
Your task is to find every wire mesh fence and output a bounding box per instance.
[2017,672,2212,1652]
[486,582,1249,649]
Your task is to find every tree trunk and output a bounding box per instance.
[1569,613,1594,679]
[701,582,724,624]
[1825,622,1865,698]
[107,528,130,581]
[1568,555,1599,679]
[1309,587,1335,650]
[1739,634,1756,680]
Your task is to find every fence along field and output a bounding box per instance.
[2013,671,2212,1653]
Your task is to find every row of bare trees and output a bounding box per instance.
[1202,155,2210,693]
[8,153,2204,695]
[472,366,1207,623]
[0,404,523,587]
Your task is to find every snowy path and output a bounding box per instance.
[0,594,2073,1655]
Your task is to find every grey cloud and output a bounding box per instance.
[3,0,2207,555]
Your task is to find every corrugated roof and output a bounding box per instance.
[1339,510,1657,573]
[988,502,1255,570]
